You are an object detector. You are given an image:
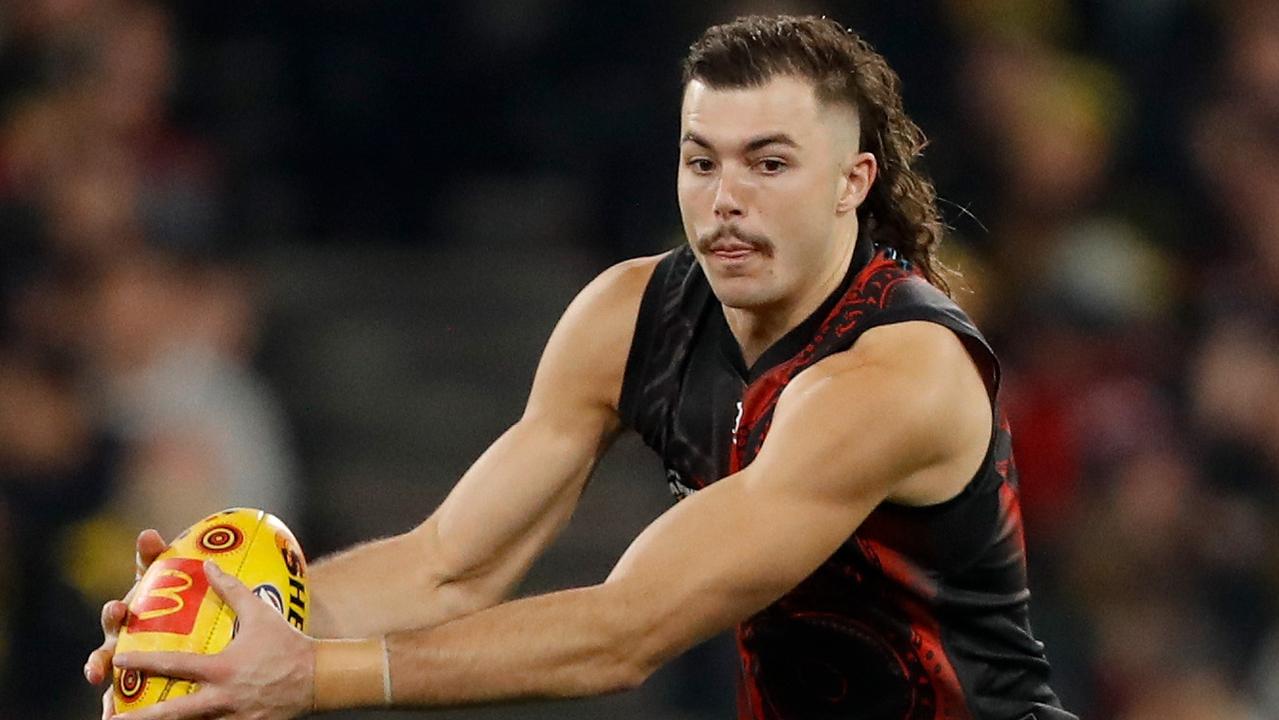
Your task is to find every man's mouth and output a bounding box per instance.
[696,225,774,263]
[709,239,757,258]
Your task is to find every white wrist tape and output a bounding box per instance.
[380,635,392,706]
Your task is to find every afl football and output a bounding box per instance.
[112,508,307,712]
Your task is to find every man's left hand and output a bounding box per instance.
[113,561,315,720]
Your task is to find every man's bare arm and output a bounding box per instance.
[87,253,661,699]
[305,255,662,637]
[323,321,993,705]
[105,322,993,720]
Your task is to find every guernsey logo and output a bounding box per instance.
[127,558,211,635]
[666,469,697,500]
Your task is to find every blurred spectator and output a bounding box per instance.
[84,250,296,538]
[0,2,295,717]
[942,1,1276,718]
[0,346,119,716]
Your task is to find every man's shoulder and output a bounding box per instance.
[599,246,707,304]
[550,253,669,368]
[589,252,669,301]
[568,250,686,335]
[844,320,971,371]
[786,321,989,447]
[527,253,672,420]
[774,321,994,506]
[800,321,970,380]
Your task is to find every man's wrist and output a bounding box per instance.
[312,637,391,710]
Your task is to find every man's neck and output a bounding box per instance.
[723,242,857,367]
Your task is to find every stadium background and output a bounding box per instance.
[1,1,1277,718]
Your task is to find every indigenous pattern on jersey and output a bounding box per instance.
[619,242,1076,720]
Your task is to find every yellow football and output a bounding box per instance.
[113,508,308,712]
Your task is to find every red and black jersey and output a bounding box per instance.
[618,241,1076,720]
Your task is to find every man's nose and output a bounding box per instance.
[712,170,745,220]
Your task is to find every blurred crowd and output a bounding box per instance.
[0,2,295,716]
[940,1,1279,718]
[1,0,1277,719]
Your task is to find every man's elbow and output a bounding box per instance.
[593,644,657,695]
[595,588,681,694]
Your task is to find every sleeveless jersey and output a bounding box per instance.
[618,241,1076,720]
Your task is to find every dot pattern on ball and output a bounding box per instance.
[198,525,244,553]
[117,668,146,702]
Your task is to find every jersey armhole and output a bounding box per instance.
[854,305,1001,402]
[856,307,1005,515]
[617,255,674,429]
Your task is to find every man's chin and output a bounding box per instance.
[706,276,776,310]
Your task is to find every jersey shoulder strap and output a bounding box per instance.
[618,246,710,454]
[732,250,1000,471]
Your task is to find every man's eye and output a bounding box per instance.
[687,158,715,173]
[758,159,786,173]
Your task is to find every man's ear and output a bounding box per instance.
[837,151,877,215]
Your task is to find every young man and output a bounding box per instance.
[87,16,1076,720]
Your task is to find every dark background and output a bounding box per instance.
[2,1,1278,718]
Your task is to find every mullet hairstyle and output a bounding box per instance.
[682,15,951,294]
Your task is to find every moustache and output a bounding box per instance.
[695,225,775,256]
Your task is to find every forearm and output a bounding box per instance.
[308,418,605,639]
[306,524,493,638]
[312,584,657,710]
[303,264,639,643]
[310,463,870,709]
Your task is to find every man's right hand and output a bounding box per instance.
[84,529,168,720]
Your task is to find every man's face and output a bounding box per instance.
[677,75,872,311]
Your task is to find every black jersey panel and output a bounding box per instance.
[618,247,712,459]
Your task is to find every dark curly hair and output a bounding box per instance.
[682,15,950,294]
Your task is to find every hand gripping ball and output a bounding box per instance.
[113,508,308,712]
